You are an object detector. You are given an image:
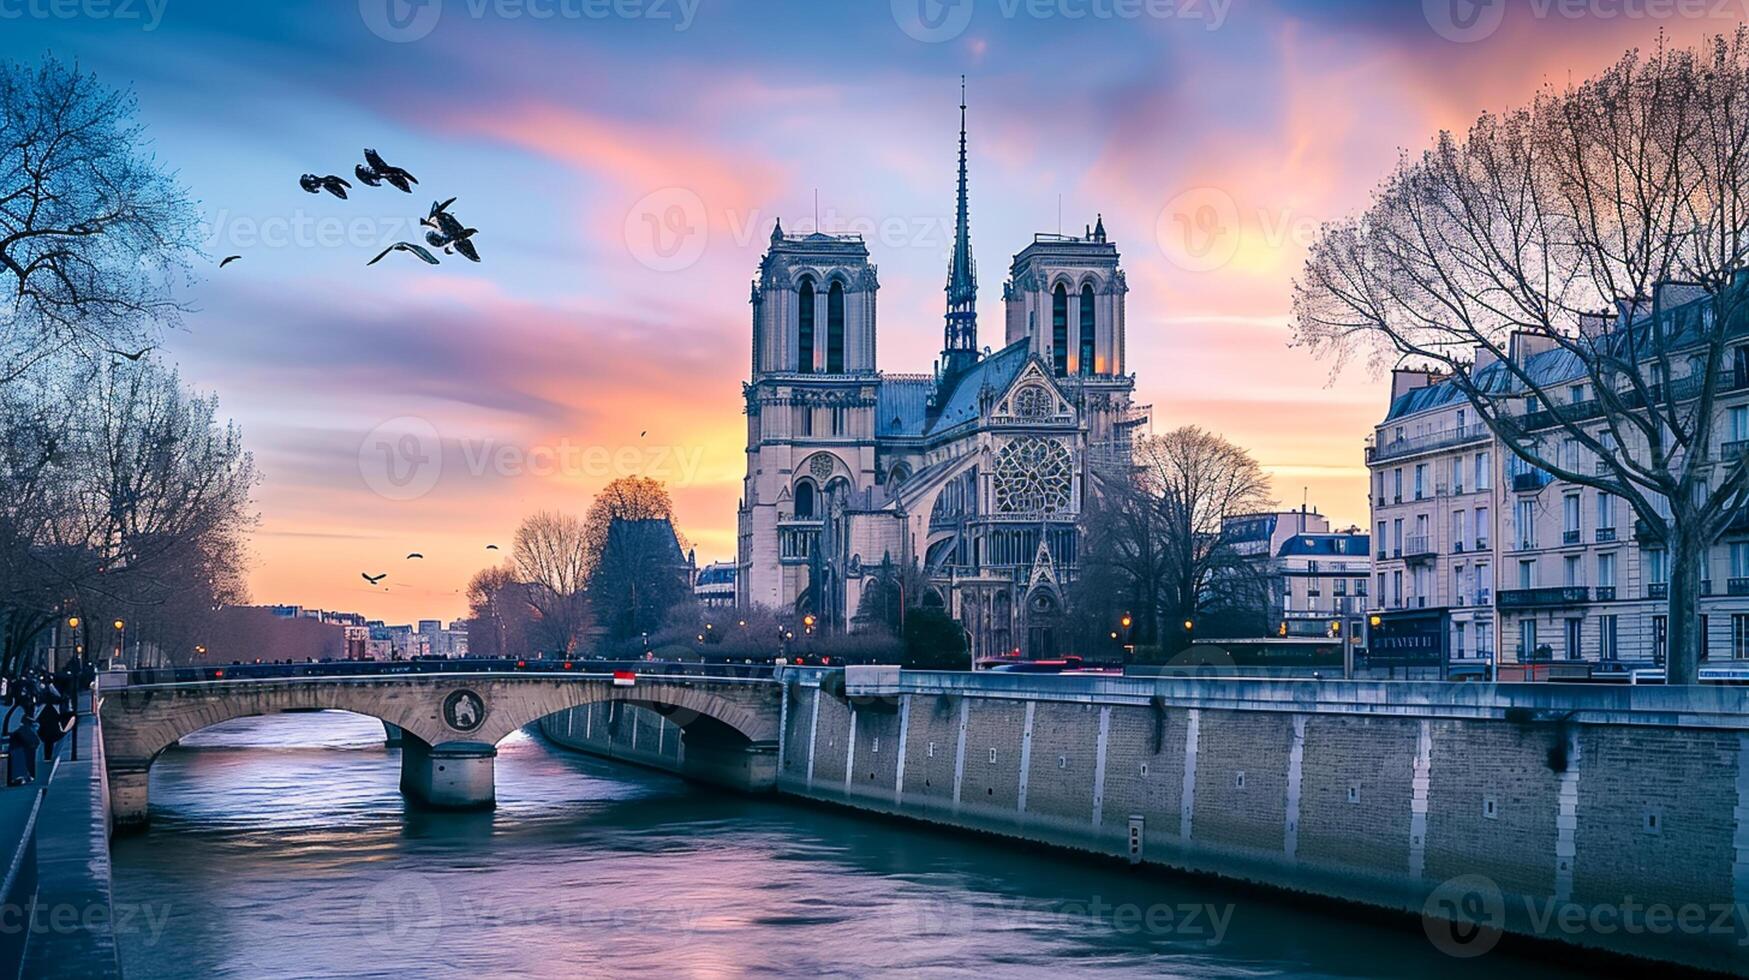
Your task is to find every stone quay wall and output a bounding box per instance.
[540,668,1749,974]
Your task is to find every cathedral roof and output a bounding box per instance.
[928,339,1032,434]
[876,376,933,437]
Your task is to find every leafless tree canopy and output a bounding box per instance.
[1082,426,1274,650]
[0,357,256,672]
[511,511,592,654]
[0,57,200,384]
[1293,31,1749,681]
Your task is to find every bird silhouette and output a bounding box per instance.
[219,255,241,268]
[639,431,647,437]
[361,572,387,585]
[406,552,424,559]
[367,242,440,266]
[299,174,352,199]
[109,346,153,362]
[359,149,417,193]
[421,198,480,262]
[485,544,499,550]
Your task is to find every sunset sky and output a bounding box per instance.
[5,0,1741,622]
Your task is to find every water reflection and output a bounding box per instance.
[109,711,1589,979]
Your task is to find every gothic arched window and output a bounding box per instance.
[827,281,846,373]
[797,277,816,373]
[1051,284,1068,376]
[1079,283,1096,375]
[794,480,816,519]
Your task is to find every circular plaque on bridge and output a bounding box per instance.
[442,689,487,733]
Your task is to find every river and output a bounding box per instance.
[107,711,1590,979]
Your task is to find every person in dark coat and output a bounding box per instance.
[36,699,64,761]
[8,722,39,784]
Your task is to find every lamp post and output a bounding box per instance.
[113,619,126,670]
[1119,613,1134,666]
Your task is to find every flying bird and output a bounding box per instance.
[485,544,499,550]
[109,347,153,362]
[367,242,440,266]
[406,552,423,559]
[421,198,480,262]
[358,148,417,193]
[219,255,241,268]
[361,572,387,585]
[299,174,352,199]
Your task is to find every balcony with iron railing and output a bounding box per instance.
[1512,470,1551,493]
[1596,527,1617,542]
[1731,577,1749,596]
[1562,529,1581,545]
[1596,586,1617,601]
[1498,586,1591,608]
[1402,536,1437,562]
[1648,582,1669,599]
[1367,423,1492,463]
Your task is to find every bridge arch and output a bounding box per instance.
[100,673,782,828]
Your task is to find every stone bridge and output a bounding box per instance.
[98,671,782,828]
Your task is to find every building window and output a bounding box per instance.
[794,481,816,519]
[1597,492,1615,531]
[797,277,815,372]
[1647,549,1669,585]
[1732,405,1749,443]
[1734,615,1749,659]
[1475,506,1489,547]
[1600,615,1618,661]
[1453,509,1466,547]
[1565,618,1582,660]
[1475,451,1491,491]
[1051,284,1068,375]
[1454,622,1467,659]
[826,281,845,373]
[1564,555,1580,587]
[1414,464,1426,500]
[1653,615,1668,665]
[1597,552,1616,588]
[1078,283,1095,375]
[1563,494,1580,538]
[1516,500,1535,550]
[1518,559,1535,590]
[1731,541,1749,580]
[1521,620,1539,660]
[1393,468,1403,501]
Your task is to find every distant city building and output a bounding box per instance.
[1223,509,1371,640]
[694,560,737,608]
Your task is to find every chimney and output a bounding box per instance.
[1390,368,1441,401]
[1474,344,1499,372]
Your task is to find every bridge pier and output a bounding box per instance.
[109,764,151,831]
[399,739,495,810]
[679,738,778,793]
[382,721,405,747]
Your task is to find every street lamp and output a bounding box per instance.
[114,619,126,669]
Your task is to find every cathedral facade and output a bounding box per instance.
[734,96,1146,659]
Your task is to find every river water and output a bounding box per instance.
[108,711,1588,979]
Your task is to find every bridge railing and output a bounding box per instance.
[107,657,779,687]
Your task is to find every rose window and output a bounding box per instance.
[993,437,1073,514]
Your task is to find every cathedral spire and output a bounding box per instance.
[941,75,979,383]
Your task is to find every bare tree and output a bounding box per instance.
[0,57,199,384]
[1294,32,1749,683]
[582,475,677,571]
[1088,427,1274,651]
[511,511,592,654]
[465,563,535,660]
[0,356,255,673]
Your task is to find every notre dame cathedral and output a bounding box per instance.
[734,89,1147,659]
